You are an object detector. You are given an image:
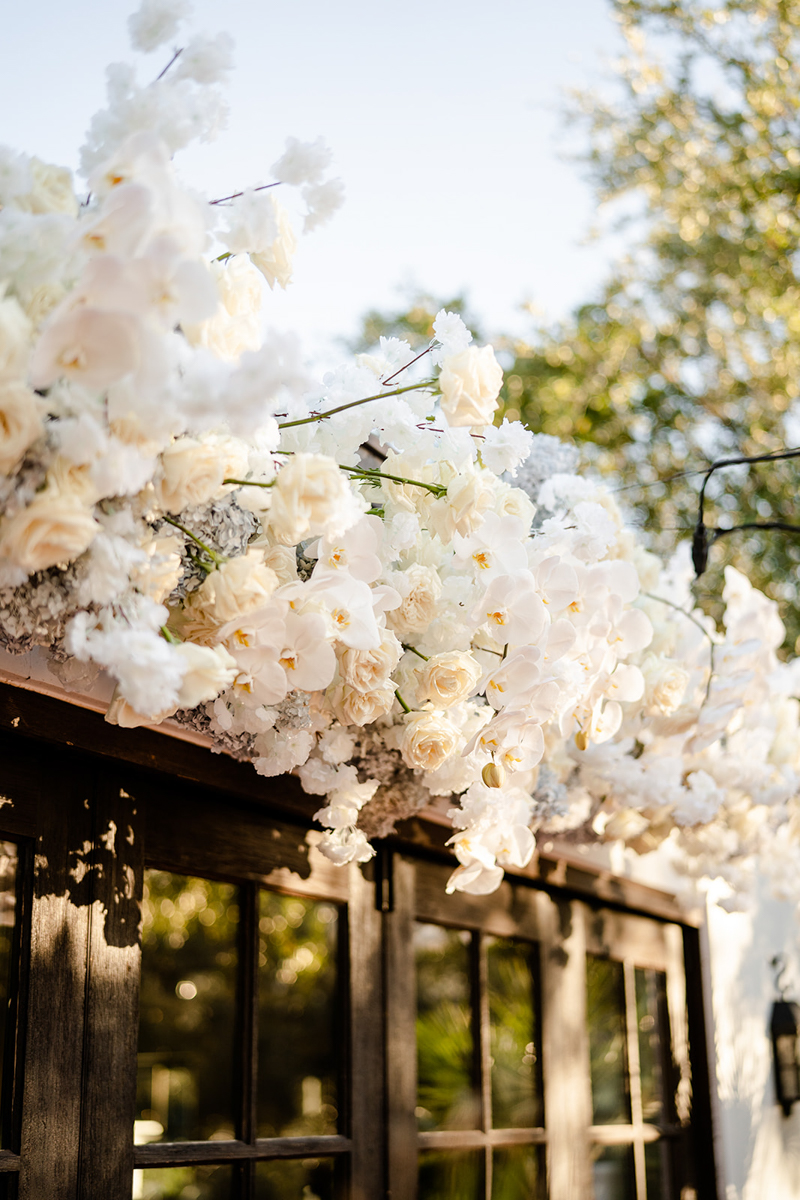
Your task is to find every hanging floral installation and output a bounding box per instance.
[1,0,799,903]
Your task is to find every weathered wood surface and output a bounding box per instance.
[133,1135,353,1165]
[348,861,384,1200]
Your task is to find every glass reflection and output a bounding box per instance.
[418,1150,482,1199]
[137,870,239,1143]
[257,891,339,1138]
[586,956,630,1125]
[492,1145,546,1199]
[591,1144,635,1200]
[487,937,542,1129]
[0,842,17,1148]
[133,1164,232,1200]
[415,923,478,1131]
[636,968,667,1123]
[254,1157,335,1200]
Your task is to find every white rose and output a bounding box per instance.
[439,345,503,427]
[250,202,297,289]
[400,711,461,771]
[0,294,32,380]
[183,258,263,362]
[0,493,99,573]
[641,655,690,716]
[261,544,298,584]
[46,455,101,506]
[0,380,42,473]
[268,453,359,545]
[493,481,536,529]
[418,652,482,708]
[337,631,403,692]
[603,809,652,841]
[156,438,229,514]
[182,550,279,643]
[329,682,396,727]
[389,564,442,634]
[430,470,494,540]
[134,533,184,603]
[12,158,78,216]
[19,283,67,328]
[175,642,238,709]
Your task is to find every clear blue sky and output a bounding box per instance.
[1,1,624,362]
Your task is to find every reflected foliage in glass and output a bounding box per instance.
[636,967,669,1123]
[257,890,340,1138]
[587,955,630,1125]
[0,842,16,1148]
[591,1143,635,1200]
[134,1164,232,1200]
[415,923,478,1130]
[418,1150,482,1200]
[645,1140,667,1199]
[254,1156,335,1199]
[487,936,542,1129]
[137,870,239,1142]
[492,1145,546,1199]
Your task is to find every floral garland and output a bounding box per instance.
[1,0,799,904]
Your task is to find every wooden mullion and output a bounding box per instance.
[3,838,33,1160]
[475,932,492,1200]
[384,856,417,1197]
[622,960,647,1200]
[234,881,259,1200]
[133,1134,353,1166]
[347,862,383,1197]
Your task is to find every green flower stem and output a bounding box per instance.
[160,626,180,645]
[474,644,504,657]
[402,644,429,661]
[340,465,446,498]
[394,689,412,714]
[163,515,225,566]
[277,381,435,430]
[223,477,274,488]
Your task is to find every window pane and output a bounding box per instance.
[492,1145,546,1199]
[487,937,542,1129]
[636,968,667,1123]
[133,1164,232,1200]
[644,1140,666,1199]
[418,1150,482,1199]
[415,923,478,1131]
[0,842,17,1148]
[137,870,238,1142]
[591,1144,635,1200]
[257,891,340,1138]
[586,955,631,1124]
[254,1157,336,1200]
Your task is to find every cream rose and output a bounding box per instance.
[0,294,32,380]
[329,682,396,727]
[642,655,690,716]
[183,258,263,362]
[175,642,238,709]
[400,711,461,771]
[389,564,442,634]
[0,380,42,473]
[337,631,403,692]
[0,494,99,573]
[268,453,356,546]
[430,470,495,540]
[439,345,503,427]
[12,158,78,216]
[46,456,100,506]
[182,550,280,643]
[418,652,482,708]
[156,438,230,514]
[134,533,184,603]
[105,691,175,728]
[250,203,297,289]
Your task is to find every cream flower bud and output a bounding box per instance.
[156,438,229,514]
[12,158,78,216]
[175,642,238,709]
[400,711,460,771]
[329,682,396,727]
[389,564,442,634]
[481,761,506,789]
[439,345,503,427]
[0,494,99,573]
[418,651,481,708]
[337,631,403,693]
[0,380,42,473]
[250,203,297,289]
[183,258,263,362]
[641,655,690,716]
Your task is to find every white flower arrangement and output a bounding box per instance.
[2,0,800,904]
